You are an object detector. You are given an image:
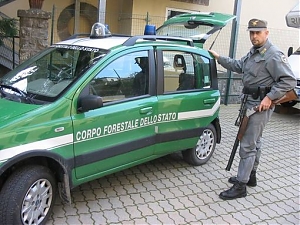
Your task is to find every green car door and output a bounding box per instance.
[153,12,235,161]
[154,47,220,156]
[72,49,158,181]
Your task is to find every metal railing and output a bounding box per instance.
[0,0,15,7]
[0,11,20,71]
[0,35,19,69]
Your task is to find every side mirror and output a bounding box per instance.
[288,47,293,57]
[78,95,103,113]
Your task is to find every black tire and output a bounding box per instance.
[182,124,217,166]
[0,165,57,225]
[281,101,297,107]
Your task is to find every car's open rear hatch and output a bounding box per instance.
[156,12,236,48]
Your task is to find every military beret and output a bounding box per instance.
[247,19,268,31]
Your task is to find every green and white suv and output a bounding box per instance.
[0,12,234,225]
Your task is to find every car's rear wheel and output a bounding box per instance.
[182,124,216,166]
[0,165,57,225]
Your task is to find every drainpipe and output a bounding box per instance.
[98,0,106,23]
[224,0,242,105]
[74,0,80,34]
[50,5,55,45]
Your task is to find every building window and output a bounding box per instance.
[166,8,197,20]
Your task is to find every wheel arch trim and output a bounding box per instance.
[0,150,74,187]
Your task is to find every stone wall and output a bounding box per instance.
[17,9,51,63]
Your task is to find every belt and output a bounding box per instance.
[243,86,271,100]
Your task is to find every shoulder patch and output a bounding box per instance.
[280,54,288,63]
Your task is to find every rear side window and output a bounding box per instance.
[162,51,211,93]
[193,54,211,88]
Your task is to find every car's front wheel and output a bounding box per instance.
[0,165,57,225]
[182,124,217,166]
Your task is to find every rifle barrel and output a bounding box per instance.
[225,136,240,171]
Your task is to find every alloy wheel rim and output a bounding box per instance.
[21,179,53,225]
[195,129,214,159]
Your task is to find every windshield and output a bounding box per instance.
[0,46,107,104]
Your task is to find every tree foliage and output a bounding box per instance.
[0,17,18,45]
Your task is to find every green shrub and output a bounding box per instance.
[0,17,18,45]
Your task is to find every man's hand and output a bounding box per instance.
[259,96,272,112]
[208,50,220,60]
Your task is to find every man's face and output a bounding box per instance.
[249,30,269,47]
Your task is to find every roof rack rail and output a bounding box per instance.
[67,33,132,40]
[67,33,90,40]
[122,35,194,47]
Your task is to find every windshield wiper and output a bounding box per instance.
[0,85,6,98]
[0,84,34,104]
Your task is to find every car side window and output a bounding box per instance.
[162,51,211,93]
[162,51,195,92]
[89,51,149,103]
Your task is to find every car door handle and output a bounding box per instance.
[203,98,216,104]
[140,107,153,114]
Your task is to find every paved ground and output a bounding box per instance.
[47,104,300,225]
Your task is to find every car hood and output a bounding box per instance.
[0,98,40,122]
[156,12,236,48]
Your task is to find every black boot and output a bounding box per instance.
[228,171,257,187]
[219,182,247,200]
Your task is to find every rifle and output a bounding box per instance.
[225,89,298,171]
[271,89,298,107]
[225,95,258,171]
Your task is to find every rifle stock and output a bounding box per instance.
[225,115,250,171]
[225,94,248,171]
[271,89,298,107]
[237,116,249,140]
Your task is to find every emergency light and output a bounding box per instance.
[90,22,112,39]
[144,24,156,35]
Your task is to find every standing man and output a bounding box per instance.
[209,19,296,200]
